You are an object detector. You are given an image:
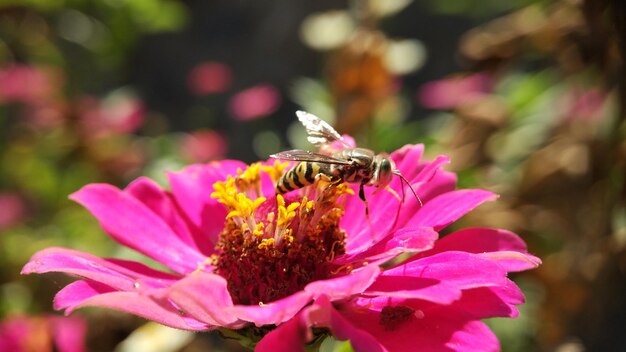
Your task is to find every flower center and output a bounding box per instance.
[210,162,351,305]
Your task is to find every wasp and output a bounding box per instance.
[271,111,421,213]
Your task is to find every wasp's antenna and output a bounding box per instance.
[393,170,423,207]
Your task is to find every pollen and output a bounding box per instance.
[210,162,351,305]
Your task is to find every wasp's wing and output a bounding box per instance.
[270,150,352,165]
[296,110,350,148]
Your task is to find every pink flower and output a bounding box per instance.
[77,92,145,139]
[228,84,281,120]
[0,315,86,352]
[560,87,607,122]
[0,65,58,105]
[418,73,491,110]
[179,130,228,163]
[0,65,67,128]
[187,61,232,95]
[0,192,26,231]
[22,144,539,351]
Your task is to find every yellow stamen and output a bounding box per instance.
[236,163,263,197]
[277,200,300,228]
[211,176,238,205]
[212,175,266,239]
[261,161,290,183]
[253,222,264,235]
[274,194,300,245]
[258,237,275,249]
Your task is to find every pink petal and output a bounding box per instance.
[256,313,309,352]
[446,279,524,319]
[416,170,457,203]
[388,251,508,288]
[56,280,210,331]
[340,144,425,240]
[340,189,398,252]
[390,146,457,202]
[105,258,185,282]
[166,271,241,327]
[443,319,499,352]
[341,183,426,255]
[432,227,529,253]
[167,160,246,247]
[304,265,381,301]
[480,251,542,272]
[307,297,386,352]
[365,276,462,304]
[70,184,206,274]
[337,227,437,265]
[403,189,497,231]
[54,280,114,311]
[227,291,313,326]
[259,295,386,352]
[335,304,499,352]
[366,252,508,304]
[22,247,179,291]
[424,228,541,272]
[390,144,425,181]
[368,278,525,320]
[342,153,455,253]
[49,316,87,352]
[125,177,202,253]
[392,156,451,227]
[410,155,451,185]
[385,155,453,229]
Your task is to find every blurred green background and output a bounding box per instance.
[1,0,625,351]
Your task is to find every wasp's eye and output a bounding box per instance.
[380,159,392,173]
[375,158,395,187]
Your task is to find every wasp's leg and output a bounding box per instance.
[385,184,403,231]
[383,185,402,202]
[316,174,343,193]
[359,183,374,239]
[359,182,367,203]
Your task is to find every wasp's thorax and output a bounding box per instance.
[332,148,395,188]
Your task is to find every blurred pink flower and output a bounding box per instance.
[180,130,228,163]
[0,65,58,105]
[22,100,67,129]
[22,143,539,351]
[418,73,491,109]
[77,92,145,139]
[228,84,281,120]
[187,61,232,95]
[560,87,606,121]
[0,315,86,352]
[0,192,26,231]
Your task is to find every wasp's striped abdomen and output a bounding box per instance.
[276,162,332,194]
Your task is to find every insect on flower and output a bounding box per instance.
[271,111,422,216]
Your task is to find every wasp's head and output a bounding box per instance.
[372,154,395,188]
[373,154,423,207]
